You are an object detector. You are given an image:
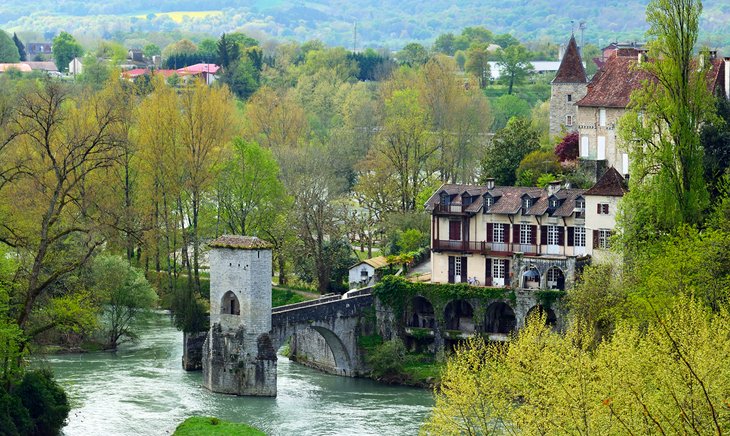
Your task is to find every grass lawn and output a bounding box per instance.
[174,417,265,436]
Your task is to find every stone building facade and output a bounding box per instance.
[202,235,278,397]
[549,35,587,137]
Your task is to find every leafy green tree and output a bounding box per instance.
[480,117,540,185]
[397,43,429,67]
[216,33,240,69]
[433,33,456,55]
[142,43,160,58]
[51,31,83,73]
[515,149,561,186]
[454,50,466,71]
[455,26,494,51]
[197,38,218,61]
[495,44,534,94]
[493,33,520,48]
[220,56,259,99]
[464,44,489,88]
[0,30,20,63]
[700,96,730,198]
[618,0,715,248]
[78,55,111,90]
[12,33,25,62]
[92,255,157,349]
[490,94,531,130]
[16,370,69,436]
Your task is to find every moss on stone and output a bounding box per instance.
[174,417,265,436]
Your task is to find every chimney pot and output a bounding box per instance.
[485,178,495,190]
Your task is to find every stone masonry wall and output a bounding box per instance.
[550,83,587,138]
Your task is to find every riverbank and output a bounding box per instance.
[174,417,265,435]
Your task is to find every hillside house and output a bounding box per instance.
[348,256,389,289]
[425,168,627,292]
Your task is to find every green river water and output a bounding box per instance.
[37,312,434,436]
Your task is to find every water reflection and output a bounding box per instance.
[38,312,433,435]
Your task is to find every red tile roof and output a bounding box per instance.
[553,35,587,84]
[577,56,653,108]
[584,167,628,197]
[177,63,220,74]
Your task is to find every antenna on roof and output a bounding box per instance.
[571,20,575,36]
[579,22,587,50]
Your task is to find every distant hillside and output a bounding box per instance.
[2,0,729,51]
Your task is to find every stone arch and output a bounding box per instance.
[444,300,475,332]
[310,326,353,375]
[407,296,435,328]
[526,305,557,327]
[546,266,565,290]
[484,302,516,334]
[221,291,240,315]
[522,266,541,289]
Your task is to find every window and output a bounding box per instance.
[547,225,560,245]
[493,224,505,243]
[549,199,560,209]
[440,192,450,206]
[454,256,462,277]
[484,196,493,209]
[599,108,607,127]
[566,115,573,126]
[575,198,585,209]
[597,136,606,160]
[567,94,572,102]
[597,203,609,214]
[547,267,562,283]
[574,226,586,247]
[599,229,611,249]
[580,135,589,157]
[449,220,461,240]
[520,224,532,245]
[622,153,629,175]
[522,197,531,211]
[493,259,505,279]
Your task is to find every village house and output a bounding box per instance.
[348,256,389,289]
[425,168,627,292]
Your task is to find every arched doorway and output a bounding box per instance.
[221,291,240,315]
[522,266,541,289]
[546,267,565,290]
[408,296,435,329]
[444,300,475,332]
[484,302,517,334]
[526,305,557,327]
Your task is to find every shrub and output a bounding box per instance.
[367,339,406,378]
[0,386,31,436]
[16,369,70,436]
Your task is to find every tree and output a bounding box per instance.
[92,255,157,349]
[244,86,308,150]
[480,117,540,185]
[495,44,533,94]
[433,33,456,55]
[618,0,715,247]
[397,43,429,67]
[515,149,561,186]
[216,33,240,69]
[51,32,83,73]
[424,296,730,435]
[0,30,20,63]
[700,96,730,199]
[555,131,579,162]
[454,50,466,71]
[464,44,490,89]
[490,94,531,131]
[142,43,160,58]
[12,33,26,62]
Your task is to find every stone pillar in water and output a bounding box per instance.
[202,235,277,396]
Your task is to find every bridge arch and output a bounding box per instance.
[309,326,353,375]
[526,304,557,327]
[444,299,475,332]
[407,296,435,328]
[483,302,516,334]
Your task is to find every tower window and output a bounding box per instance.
[567,94,572,102]
[566,115,573,126]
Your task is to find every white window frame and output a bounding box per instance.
[547,268,562,283]
[493,224,505,243]
[574,226,586,247]
[485,196,493,209]
[580,135,589,158]
[493,259,505,279]
[522,198,531,210]
[575,198,585,209]
[622,153,629,175]
[599,108,607,127]
[599,229,611,249]
[598,203,609,215]
[520,224,531,245]
[597,136,606,160]
[566,115,573,126]
[547,225,560,245]
[454,256,462,277]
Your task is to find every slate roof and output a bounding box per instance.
[209,235,273,250]
[577,56,652,108]
[424,184,585,217]
[552,35,587,84]
[584,167,628,196]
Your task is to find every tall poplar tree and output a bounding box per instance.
[618,0,716,247]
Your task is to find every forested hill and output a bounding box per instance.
[2,0,730,50]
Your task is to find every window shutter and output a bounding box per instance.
[567,227,575,246]
[486,223,493,243]
[530,225,537,245]
[604,204,610,214]
[512,225,519,245]
[449,221,461,240]
[504,260,511,286]
[593,230,599,249]
[540,226,548,245]
[504,224,511,243]
[486,258,492,278]
[558,226,565,245]
[461,257,468,282]
[448,256,455,283]
[597,203,601,214]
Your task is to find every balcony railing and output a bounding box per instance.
[432,240,539,255]
[433,203,466,214]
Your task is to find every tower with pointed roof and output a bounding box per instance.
[550,35,588,137]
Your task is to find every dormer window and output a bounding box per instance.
[439,192,450,206]
[575,198,585,209]
[484,195,493,211]
[549,198,560,209]
[522,197,531,211]
[462,194,473,206]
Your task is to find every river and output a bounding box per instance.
[37,312,434,435]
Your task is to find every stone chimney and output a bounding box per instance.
[485,178,495,190]
[547,180,562,196]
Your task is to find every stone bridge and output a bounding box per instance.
[270,289,374,377]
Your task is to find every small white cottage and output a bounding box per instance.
[348,256,389,289]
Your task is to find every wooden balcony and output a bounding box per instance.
[432,240,539,256]
[432,204,468,215]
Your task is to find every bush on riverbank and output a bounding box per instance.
[361,335,443,387]
[174,417,265,436]
[0,369,69,436]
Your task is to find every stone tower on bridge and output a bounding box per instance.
[202,235,277,397]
